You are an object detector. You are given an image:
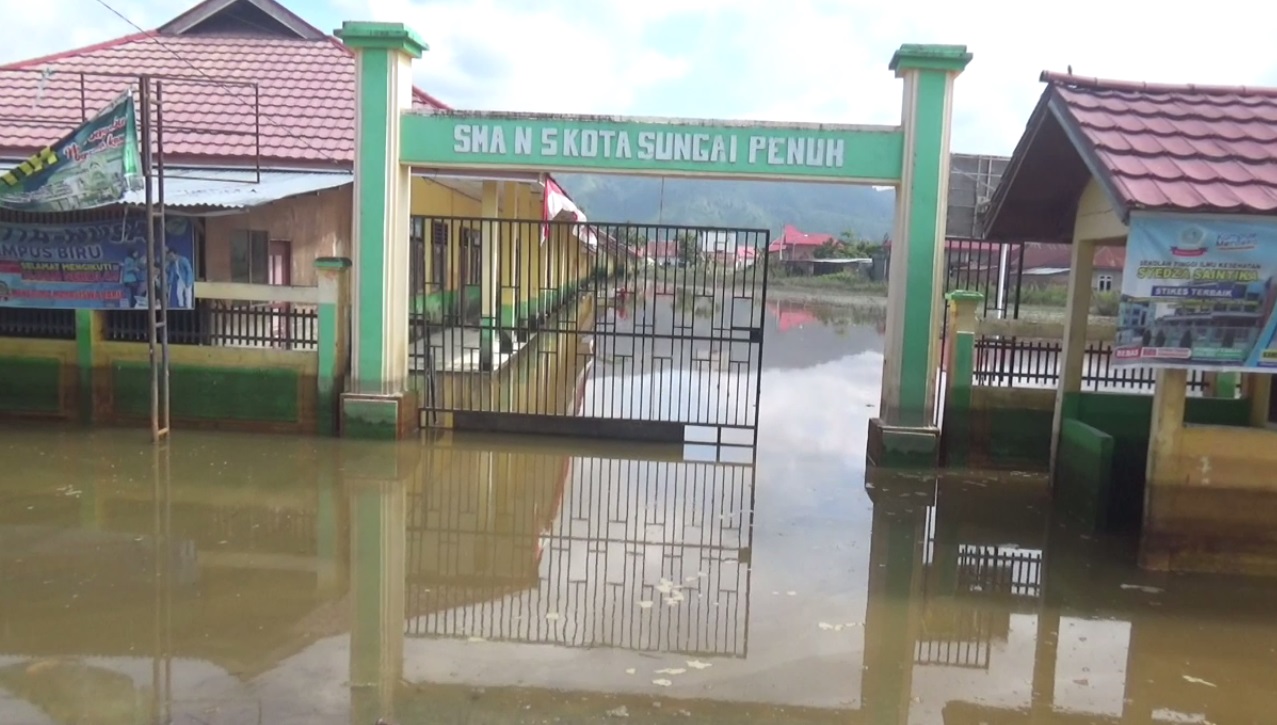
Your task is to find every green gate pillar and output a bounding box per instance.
[870,44,972,468]
[335,22,426,439]
[345,442,414,724]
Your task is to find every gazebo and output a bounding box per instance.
[982,71,1277,575]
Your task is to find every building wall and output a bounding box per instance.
[204,185,354,287]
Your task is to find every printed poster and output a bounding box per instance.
[1114,212,1277,371]
[0,90,143,212]
[0,216,196,310]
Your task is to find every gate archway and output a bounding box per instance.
[333,22,970,460]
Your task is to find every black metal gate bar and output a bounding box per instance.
[409,217,769,445]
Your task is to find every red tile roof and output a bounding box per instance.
[1043,71,1277,216]
[0,4,448,167]
[985,72,1277,241]
[1021,242,1125,270]
[768,224,834,252]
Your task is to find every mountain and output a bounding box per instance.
[555,173,896,243]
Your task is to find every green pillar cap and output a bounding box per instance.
[890,44,972,73]
[315,256,353,270]
[335,21,428,57]
[946,290,984,302]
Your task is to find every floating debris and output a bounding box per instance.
[1182,675,1217,688]
[1120,584,1165,594]
[786,591,797,597]
[606,705,630,718]
[625,668,636,675]
[638,600,654,609]
[655,668,686,675]
[652,679,672,687]
[545,612,561,622]
[466,636,486,643]
[818,622,835,631]
[686,660,711,670]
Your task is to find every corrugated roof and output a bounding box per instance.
[0,0,449,166]
[121,168,352,209]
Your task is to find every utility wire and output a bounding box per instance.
[90,0,347,168]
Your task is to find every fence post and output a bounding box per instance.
[316,257,352,435]
[942,290,983,466]
[75,309,103,424]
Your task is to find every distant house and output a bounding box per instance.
[768,225,834,262]
[698,230,739,255]
[711,246,756,269]
[646,240,680,266]
[1020,244,1126,292]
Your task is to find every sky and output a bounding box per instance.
[6,0,1277,157]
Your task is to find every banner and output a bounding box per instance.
[0,90,143,212]
[1114,212,1277,372]
[0,216,196,310]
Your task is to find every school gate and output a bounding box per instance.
[335,22,970,465]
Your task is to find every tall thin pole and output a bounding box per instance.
[139,76,160,443]
[156,80,171,439]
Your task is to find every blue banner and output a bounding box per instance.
[1115,212,1277,371]
[0,216,196,310]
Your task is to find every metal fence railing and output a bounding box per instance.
[973,336,1209,392]
[104,298,317,349]
[0,307,77,340]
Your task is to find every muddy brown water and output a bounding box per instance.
[1,301,1274,724]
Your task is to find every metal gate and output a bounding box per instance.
[408,217,769,446]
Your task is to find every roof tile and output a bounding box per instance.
[1046,74,1277,215]
[0,32,447,167]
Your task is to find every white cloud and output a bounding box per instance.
[10,0,1277,156]
[360,0,690,113]
[0,0,159,66]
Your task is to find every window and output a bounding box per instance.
[230,229,269,284]
[409,216,425,294]
[461,228,482,286]
[431,221,448,288]
[1096,274,1114,292]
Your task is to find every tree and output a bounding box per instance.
[675,231,700,267]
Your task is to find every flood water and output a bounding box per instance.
[2,299,1276,724]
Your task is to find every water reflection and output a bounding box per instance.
[1,300,1276,724]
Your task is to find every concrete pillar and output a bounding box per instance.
[1145,368,1187,490]
[871,45,971,468]
[346,442,413,724]
[480,181,499,371]
[336,22,425,439]
[1246,373,1272,427]
[1049,238,1096,479]
[315,257,352,436]
[861,470,929,724]
[75,309,103,423]
[942,291,982,466]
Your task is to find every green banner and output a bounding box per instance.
[0,90,143,212]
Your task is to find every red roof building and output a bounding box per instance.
[984,71,1277,242]
[0,0,447,168]
[768,224,834,257]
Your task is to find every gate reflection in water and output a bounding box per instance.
[405,438,756,658]
[409,217,769,446]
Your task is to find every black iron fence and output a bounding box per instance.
[410,216,768,445]
[405,445,756,658]
[104,298,317,349]
[0,307,76,340]
[944,239,1026,319]
[973,336,1209,391]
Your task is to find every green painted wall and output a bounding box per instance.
[1056,418,1115,530]
[112,361,301,423]
[0,356,62,414]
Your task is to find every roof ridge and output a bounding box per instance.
[0,30,155,70]
[1040,70,1277,98]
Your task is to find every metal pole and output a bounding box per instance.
[996,243,1010,320]
[156,80,171,439]
[139,76,159,443]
